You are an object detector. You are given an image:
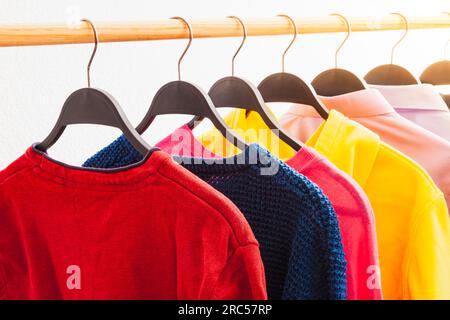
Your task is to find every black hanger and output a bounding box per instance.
[365,13,419,85]
[136,17,248,150]
[258,15,328,119]
[36,19,150,156]
[206,16,303,151]
[312,13,367,97]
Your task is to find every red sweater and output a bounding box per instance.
[0,147,267,300]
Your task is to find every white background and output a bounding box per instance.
[0,0,449,168]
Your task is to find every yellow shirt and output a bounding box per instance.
[200,108,450,299]
[198,109,295,161]
[307,110,450,300]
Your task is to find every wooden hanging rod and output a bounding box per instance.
[0,15,449,47]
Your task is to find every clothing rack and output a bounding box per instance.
[0,15,449,47]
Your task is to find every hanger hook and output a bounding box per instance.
[171,17,193,81]
[390,13,409,65]
[331,13,351,69]
[228,16,247,76]
[81,18,99,88]
[277,14,297,72]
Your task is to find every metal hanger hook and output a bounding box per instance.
[171,17,193,81]
[228,16,247,76]
[277,14,297,72]
[81,18,99,88]
[390,13,409,65]
[331,13,351,69]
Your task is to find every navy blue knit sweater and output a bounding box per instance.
[83,136,347,300]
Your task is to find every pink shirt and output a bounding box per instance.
[371,84,450,142]
[279,89,450,211]
[156,124,219,158]
[156,124,382,300]
[287,147,381,300]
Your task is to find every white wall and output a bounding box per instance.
[0,0,449,168]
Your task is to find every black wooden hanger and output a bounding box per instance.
[36,19,150,156]
[365,13,419,85]
[311,13,367,97]
[206,16,303,151]
[258,14,328,119]
[136,17,248,150]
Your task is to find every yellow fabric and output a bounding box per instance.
[197,109,296,161]
[198,107,450,299]
[307,110,450,300]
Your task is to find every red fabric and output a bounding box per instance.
[287,147,382,300]
[0,147,267,300]
[155,126,382,300]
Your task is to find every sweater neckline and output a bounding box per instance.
[174,143,280,174]
[26,144,166,186]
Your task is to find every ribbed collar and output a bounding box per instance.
[287,89,394,118]
[370,84,449,111]
[174,143,281,176]
[27,144,163,187]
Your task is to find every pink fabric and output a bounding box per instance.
[287,147,382,300]
[156,124,381,300]
[279,89,450,211]
[371,84,450,142]
[155,124,219,158]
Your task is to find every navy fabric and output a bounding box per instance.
[84,135,143,169]
[83,136,347,300]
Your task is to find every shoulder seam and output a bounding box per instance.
[156,157,257,248]
[209,243,260,299]
[0,166,34,187]
[382,143,444,195]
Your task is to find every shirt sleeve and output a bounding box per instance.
[407,195,450,299]
[211,244,267,300]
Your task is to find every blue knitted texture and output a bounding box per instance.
[84,135,144,169]
[83,136,347,300]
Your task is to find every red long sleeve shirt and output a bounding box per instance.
[0,147,267,300]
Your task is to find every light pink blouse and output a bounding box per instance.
[371,84,450,142]
[279,89,450,211]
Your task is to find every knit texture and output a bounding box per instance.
[84,135,143,169]
[83,136,347,300]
